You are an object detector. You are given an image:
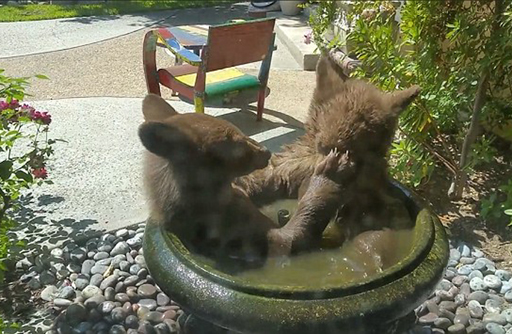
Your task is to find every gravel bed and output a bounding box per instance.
[411,240,512,334]
[7,224,512,334]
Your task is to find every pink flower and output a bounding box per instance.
[20,104,35,114]
[0,101,8,111]
[304,31,312,45]
[9,99,20,109]
[29,110,52,125]
[32,167,48,179]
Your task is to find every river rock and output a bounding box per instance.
[116,229,129,238]
[458,265,473,276]
[115,293,130,303]
[99,301,116,314]
[53,298,72,308]
[90,273,104,287]
[468,300,484,318]
[110,324,127,334]
[439,301,457,313]
[486,298,504,313]
[447,323,466,334]
[127,236,142,248]
[484,313,508,326]
[125,314,139,329]
[450,249,461,262]
[130,264,142,275]
[485,275,503,290]
[28,277,41,290]
[469,271,484,280]
[91,264,108,275]
[453,312,470,326]
[468,291,489,304]
[100,275,119,290]
[40,270,56,285]
[496,270,512,281]
[66,303,87,324]
[70,248,86,263]
[84,295,106,309]
[138,284,157,299]
[157,293,170,306]
[501,308,512,323]
[41,285,59,302]
[111,307,128,323]
[58,286,76,300]
[124,275,139,287]
[486,323,506,334]
[112,254,126,268]
[105,286,116,301]
[470,277,487,291]
[143,311,164,324]
[138,299,158,311]
[154,323,171,334]
[460,257,476,264]
[419,312,438,325]
[82,285,101,299]
[111,242,129,256]
[467,322,486,334]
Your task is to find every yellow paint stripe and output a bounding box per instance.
[180,25,209,36]
[176,68,245,87]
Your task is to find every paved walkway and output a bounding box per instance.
[0,10,176,58]
[1,3,316,236]
[18,98,303,241]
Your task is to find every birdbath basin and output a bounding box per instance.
[143,182,449,334]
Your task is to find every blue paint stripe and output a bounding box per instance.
[168,27,208,46]
[165,38,202,63]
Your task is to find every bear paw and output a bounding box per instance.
[313,148,354,183]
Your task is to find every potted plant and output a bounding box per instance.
[280,0,305,16]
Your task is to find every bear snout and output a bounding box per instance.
[254,147,271,169]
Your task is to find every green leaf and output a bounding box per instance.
[505,209,512,216]
[15,170,33,183]
[0,161,13,181]
[35,74,49,80]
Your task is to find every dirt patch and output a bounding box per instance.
[414,140,512,270]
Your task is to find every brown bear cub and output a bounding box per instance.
[138,94,355,271]
[236,54,421,243]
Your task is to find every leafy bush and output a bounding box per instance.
[308,0,512,195]
[0,70,58,281]
[481,179,512,226]
[0,70,59,330]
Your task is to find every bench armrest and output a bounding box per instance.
[154,29,202,67]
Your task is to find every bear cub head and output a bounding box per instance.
[139,94,271,180]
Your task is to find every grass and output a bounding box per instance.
[0,0,236,22]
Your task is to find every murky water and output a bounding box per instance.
[235,200,415,287]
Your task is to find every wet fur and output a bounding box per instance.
[139,94,355,270]
[235,54,421,242]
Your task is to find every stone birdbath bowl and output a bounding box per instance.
[143,182,449,334]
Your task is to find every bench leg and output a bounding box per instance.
[194,96,205,114]
[256,86,266,121]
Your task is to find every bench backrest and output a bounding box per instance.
[204,18,276,72]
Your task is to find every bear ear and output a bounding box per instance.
[314,53,348,100]
[388,85,421,115]
[138,121,194,158]
[142,94,178,121]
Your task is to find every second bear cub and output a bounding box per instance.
[139,94,355,270]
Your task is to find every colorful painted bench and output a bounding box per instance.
[143,18,276,121]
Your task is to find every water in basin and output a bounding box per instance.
[235,199,415,287]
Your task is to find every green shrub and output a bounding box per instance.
[0,70,60,330]
[308,0,512,197]
[0,70,59,279]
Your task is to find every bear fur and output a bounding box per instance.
[138,94,355,270]
[235,54,421,243]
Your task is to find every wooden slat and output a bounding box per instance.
[205,18,276,72]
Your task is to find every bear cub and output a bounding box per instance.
[138,94,355,271]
